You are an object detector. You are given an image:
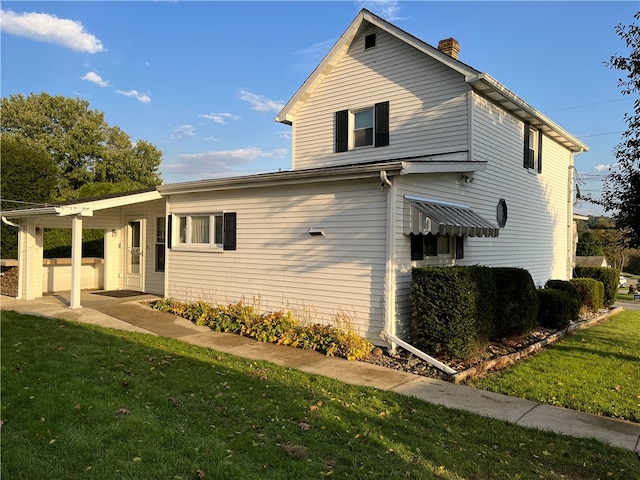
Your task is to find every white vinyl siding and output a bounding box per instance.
[388,92,575,338]
[292,27,470,170]
[166,179,387,341]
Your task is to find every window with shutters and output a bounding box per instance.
[335,101,389,153]
[172,212,236,251]
[523,123,542,174]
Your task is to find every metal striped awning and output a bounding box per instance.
[403,198,499,237]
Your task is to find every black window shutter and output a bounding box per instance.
[410,234,424,261]
[223,212,237,251]
[537,131,543,174]
[167,215,172,250]
[374,101,389,147]
[455,236,464,259]
[523,122,530,169]
[335,110,348,153]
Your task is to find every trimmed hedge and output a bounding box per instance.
[410,267,478,359]
[570,278,604,312]
[537,289,575,329]
[410,266,539,360]
[573,266,618,307]
[492,267,539,337]
[544,279,581,322]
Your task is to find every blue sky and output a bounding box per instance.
[1,1,636,216]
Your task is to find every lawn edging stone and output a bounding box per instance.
[450,307,624,384]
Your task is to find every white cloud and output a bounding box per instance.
[170,125,196,139]
[357,1,405,21]
[116,89,151,104]
[81,71,110,87]
[239,90,284,113]
[166,147,288,175]
[200,112,240,124]
[594,164,614,172]
[0,9,104,53]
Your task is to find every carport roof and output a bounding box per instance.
[1,189,161,219]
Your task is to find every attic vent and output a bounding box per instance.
[365,33,376,49]
[437,37,460,59]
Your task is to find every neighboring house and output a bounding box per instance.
[1,9,588,348]
[575,256,610,268]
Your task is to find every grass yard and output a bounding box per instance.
[471,310,640,423]
[2,311,639,480]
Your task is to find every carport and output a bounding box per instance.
[1,190,164,309]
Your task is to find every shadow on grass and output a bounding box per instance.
[2,311,639,480]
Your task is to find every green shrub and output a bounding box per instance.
[461,265,498,340]
[544,280,581,321]
[570,278,604,312]
[493,268,539,337]
[537,289,575,329]
[573,266,618,307]
[43,228,104,258]
[410,267,477,359]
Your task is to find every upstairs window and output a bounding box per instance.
[523,123,543,173]
[353,108,374,147]
[335,101,389,153]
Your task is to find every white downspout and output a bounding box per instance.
[378,172,458,377]
[380,170,396,352]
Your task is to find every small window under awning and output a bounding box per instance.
[403,197,499,237]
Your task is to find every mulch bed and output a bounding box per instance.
[359,311,609,383]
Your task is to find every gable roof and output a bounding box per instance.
[575,256,609,267]
[275,8,588,154]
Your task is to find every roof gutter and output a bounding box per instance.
[158,162,405,195]
[467,73,589,153]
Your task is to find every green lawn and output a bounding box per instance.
[2,311,638,480]
[471,310,640,423]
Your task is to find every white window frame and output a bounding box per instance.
[174,213,224,250]
[351,107,374,149]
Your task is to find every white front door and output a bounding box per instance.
[125,219,144,290]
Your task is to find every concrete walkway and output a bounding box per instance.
[1,290,639,454]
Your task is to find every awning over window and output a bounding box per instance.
[403,198,499,237]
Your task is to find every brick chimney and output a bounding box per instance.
[437,38,460,59]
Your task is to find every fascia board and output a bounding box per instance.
[468,73,589,153]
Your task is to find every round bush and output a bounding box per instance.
[537,289,574,329]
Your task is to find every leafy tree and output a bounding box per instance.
[0,93,162,200]
[602,12,640,247]
[0,136,58,258]
[576,230,605,257]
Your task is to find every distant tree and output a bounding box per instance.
[0,93,163,201]
[0,136,58,258]
[0,136,58,208]
[576,230,605,257]
[601,12,640,247]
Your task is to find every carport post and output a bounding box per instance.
[69,215,83,309]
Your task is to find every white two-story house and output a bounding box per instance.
[2,9,587,349]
